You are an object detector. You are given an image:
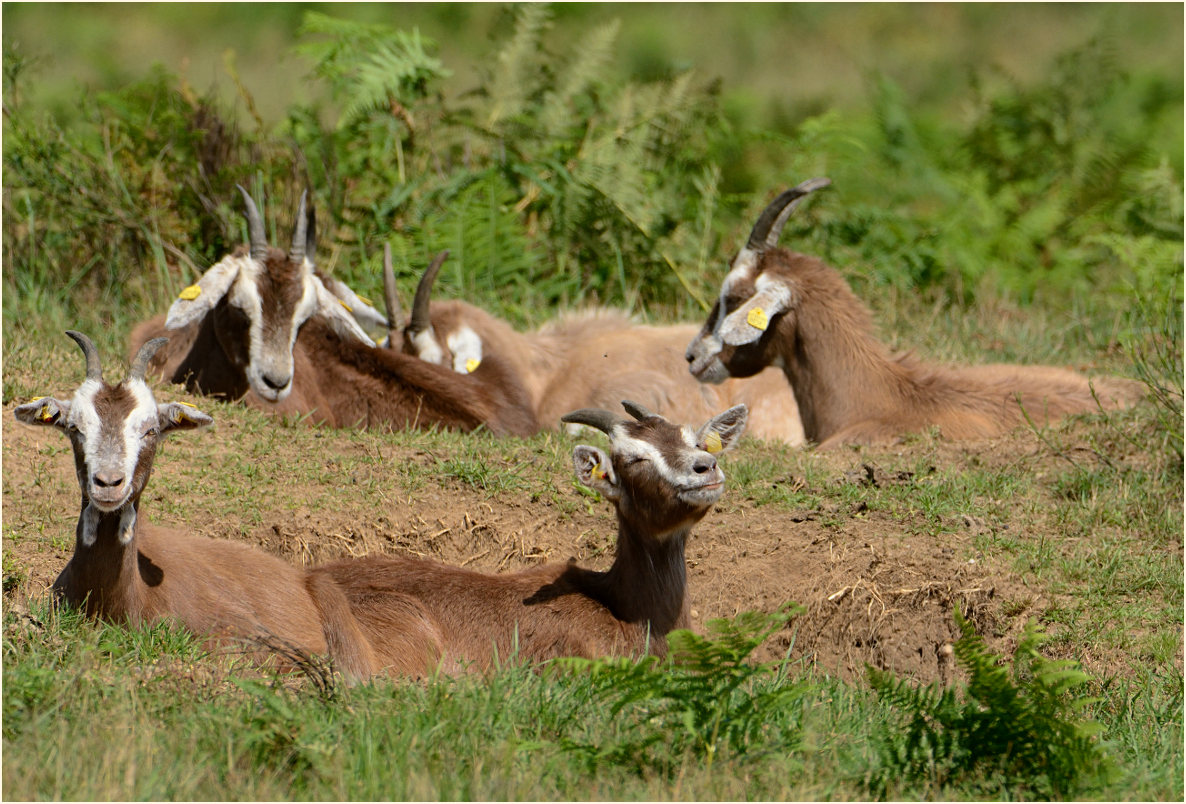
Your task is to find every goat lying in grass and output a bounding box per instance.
[316,400,749,670]
[130,189,537,436]
[14,331,436,682]
[685,178,1146,449]
[380,245,804,446]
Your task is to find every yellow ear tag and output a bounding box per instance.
[593,464,607,480]
[38,404,55,422]
[746,306,769,331]
[178,284,202,301]
[465,358,481,373]
[29,396,44,402]
[179,401,197,408]
[359,296,375,307]
[704,431,723,454]
[339,300,354,313]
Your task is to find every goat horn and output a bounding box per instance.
[289,190,308,266]
[305,196,317,266]
[560,408,624,436]
[128,337,169,382]
[236,184,269,261]
[383,243,403,339]
[65,330,104,382]
[621,400,656,421]
[745,177,831,251]
[407,250,449,334]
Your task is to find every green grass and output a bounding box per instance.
[3,599,1180,800]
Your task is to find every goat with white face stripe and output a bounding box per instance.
[315,401,748,669]
[14,331,443,682]
[687,178,1145,448]
[16,332,212,549]
[131,187,377,404]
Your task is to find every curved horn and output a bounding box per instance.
[128,337,169,382]
[65,330,103,382]
[407,250,449,334]
[621,400,656,421]
[383,243,404,339]
[288,190,308,266]
[236,184,269,261]
[560,408,624,436]
[745,177,831,251]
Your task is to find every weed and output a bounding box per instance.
[866,611,1116,799]
[556,604,809,774]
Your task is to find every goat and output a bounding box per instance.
[129,188,537,436]
[315,399,749,669]
[14,331,442,682]
[381,246,805,445]
[685,178,1146,449]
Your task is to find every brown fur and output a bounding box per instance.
[692,250,1146,449]
[129,259,538,437]
[411,301,805,444]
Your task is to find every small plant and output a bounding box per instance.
[556,603,809,774]
[865,610,1116,799]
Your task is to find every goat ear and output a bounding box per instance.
[157,401,213,434]
[311,277,378,347]
[13,397,71,430]
[718,279,793,346]
[165,257,243,330]
[321,274,389,330]
[572,445,619,501]
[697,404,748,454]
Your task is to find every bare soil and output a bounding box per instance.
[1,396,1072,685]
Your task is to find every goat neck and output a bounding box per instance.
[760,251,913,441]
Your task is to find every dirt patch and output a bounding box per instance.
[4,398,1051,684]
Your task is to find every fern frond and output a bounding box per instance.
[486,3,552,127]
[538,18,621,139]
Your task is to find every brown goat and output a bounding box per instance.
[384,247,804,445]
[685,178,1146,449]
[15,331,441,681]
[129,189,537,436]
[315,400,750,669]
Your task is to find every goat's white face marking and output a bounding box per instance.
[447,326,483,373]
[610,424,726,507]
[70,378,158,516]
[230,259,319,402]
[684,248,760,384]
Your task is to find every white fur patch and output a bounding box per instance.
[410,328,445,366]
[447,326,483,373]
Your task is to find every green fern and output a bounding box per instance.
[866,611,1116,799]
[555,603,808,775]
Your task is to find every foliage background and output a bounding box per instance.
[3,2,1181,342]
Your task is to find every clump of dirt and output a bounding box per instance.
[4,399,1045,684]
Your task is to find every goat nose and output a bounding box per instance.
[262,373,290,391]
[692,456,717,475]
[93,471,125,489]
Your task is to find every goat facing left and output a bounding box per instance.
[13,331,436,683]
